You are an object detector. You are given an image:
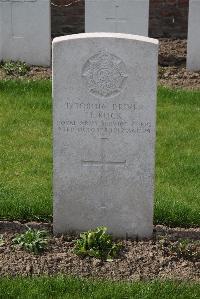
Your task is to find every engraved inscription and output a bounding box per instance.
[82,51,128,98]
[57,101,152,136]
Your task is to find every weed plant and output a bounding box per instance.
[12,228,48,254]
[74,226,122,260]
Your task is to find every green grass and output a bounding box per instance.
[0,80,52,221]
[155,87,200,226]
[0,80,199,226]
[0,276,199,299]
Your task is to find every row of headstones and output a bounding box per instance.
[0,0,199,70]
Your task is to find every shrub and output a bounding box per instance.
[74,226,122,261]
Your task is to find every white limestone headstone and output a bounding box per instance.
[0,0,51,66]
[0,6,2,61]
[187,0,200,71]
[85,0,149,36]
[53,33,158,239]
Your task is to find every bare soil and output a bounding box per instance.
[159,39,200,90]
[1,39,200,90]
[0,221,199,281]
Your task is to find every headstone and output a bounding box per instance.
[187,0,200,71]
[53,33,158,238]
[85,0,149,36]
[0,0,51,66]
[0,7,2,61]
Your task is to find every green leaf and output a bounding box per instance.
[74,226,122,260]
[12,228,48,254]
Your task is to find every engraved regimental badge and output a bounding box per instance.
[82,51,128,98]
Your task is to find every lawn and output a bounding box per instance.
[0,276,199,299]
[0,80,199,226]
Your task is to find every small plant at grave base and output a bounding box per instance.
[159,237,200,261]
[12,228,48,254]
[170,239,200,261]
[2,60,30,76]
[0,235,5,247]
[74,226,122,261]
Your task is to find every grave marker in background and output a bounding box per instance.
[187,0,200,71]
[0,0,51,66]
[0,7,2,61]
[85,0,149,36]
[53,33,158,238]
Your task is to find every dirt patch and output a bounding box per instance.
[0,39,200,90]
[158,39,200,90]
[159,66,200,90]
[0,66,51,81]
[0,221,199,281]
[159,39,187,67]
[158,39,200,89]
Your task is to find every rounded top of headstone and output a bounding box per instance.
[53,33,159,46]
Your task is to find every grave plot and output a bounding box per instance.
[0,3,199,294]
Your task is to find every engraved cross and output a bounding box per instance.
[11,2,23,38]
[105,4,126,32]
[81,137,126,210]
[82,138,126,168]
